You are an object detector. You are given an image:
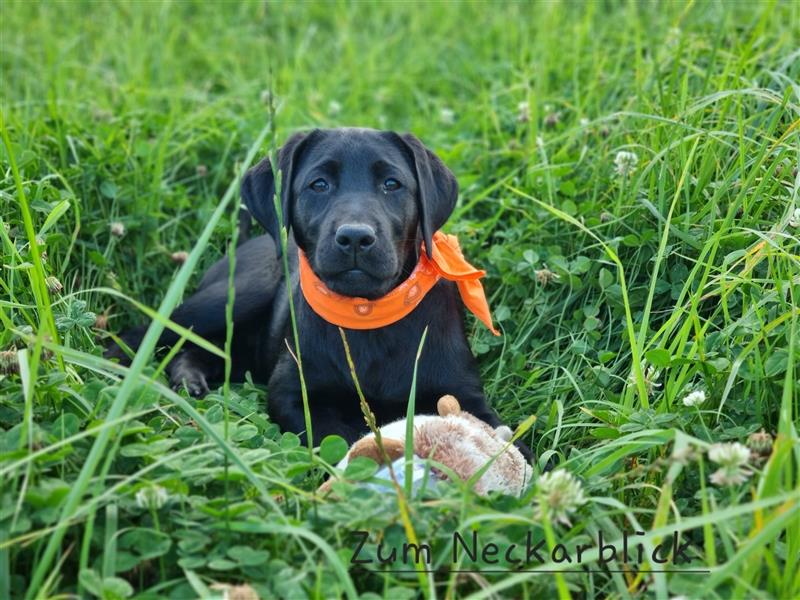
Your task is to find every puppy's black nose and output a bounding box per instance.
[335,224,376,251]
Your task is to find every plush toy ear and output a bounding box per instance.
[349,436,405,465]
[239,130,316,256]
[394,133,459,258]
[437,395,461,416]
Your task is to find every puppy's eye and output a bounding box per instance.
[309,178,330,193]
[383,178,401,192]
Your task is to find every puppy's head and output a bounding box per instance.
[241,128,458,299]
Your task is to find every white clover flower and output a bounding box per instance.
[682,390,706,407]
[210,583,260,600]
[710,467,751,486]
[110,221,126,237]
[0,346,19,375]
[709,442,750,466]
[535,135,545,149]
[534,267,559,286]
[328,100,342,116]
[579,117,590,128]
[534,469,587,526]
[628,361,661,396]
[45,276,63,294]
[666,27,682,49]
[614,150,639,178]
[708,442,752,487]
[517,101,530,123]
[439,108,455,125]
[135,485,169,509]
[544,111,560,127]
[670,445,696,466]
[788,207,800,228]
[747,429,773,456]
[94,313,109,330]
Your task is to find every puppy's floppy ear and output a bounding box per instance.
[240,130,313,256]
[396,133,459,258]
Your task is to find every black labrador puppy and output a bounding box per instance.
[111,128,529,457]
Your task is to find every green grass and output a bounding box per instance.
[2,1,799,598]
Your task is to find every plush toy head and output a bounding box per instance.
[324,395,532,497]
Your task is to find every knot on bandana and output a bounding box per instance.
[298,231,499,335]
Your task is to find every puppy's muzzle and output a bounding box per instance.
[335,223,377,255]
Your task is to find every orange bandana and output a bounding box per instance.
[298,232,500,335]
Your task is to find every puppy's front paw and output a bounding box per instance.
[170,367,210,397]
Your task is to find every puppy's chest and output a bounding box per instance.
[294,283,462,403]
[303,328,426,404]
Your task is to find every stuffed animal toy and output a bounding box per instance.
[320,395,532,497]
